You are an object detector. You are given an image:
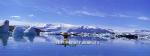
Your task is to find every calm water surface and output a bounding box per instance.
[0,35,150,56]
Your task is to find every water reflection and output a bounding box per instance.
[2,32,150,47]
[61,38,69,47]
[44,35,107,47]
[0,20,9,46]
[12,26,25,42]
[37,34,150,47]
[1,34,150,56]
[24,27,37,42]
[60,33,73,47]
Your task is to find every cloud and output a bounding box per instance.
[58,8,106,17]
[110,14,131,18]
[57,8,150,22]
[59,8,134,18]
[128,24,139,27]
[137,16,149,20]
[72,10,105,17]
[11,16,21,18]
[28,14,34,17]
[10,16,21,20]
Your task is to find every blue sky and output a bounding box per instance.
[0,0,150,31]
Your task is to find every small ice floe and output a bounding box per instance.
[24,27,37,42]
[0,20,9,46]
[12,26,25,42]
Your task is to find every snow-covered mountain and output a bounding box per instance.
[0,20,113,33]
[135,30,150,33]
[134,30,150,35]
[67,26,113,33]
[36,23,77,32]
[34,23,113,33]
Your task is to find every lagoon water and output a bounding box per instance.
[0,35,150,56]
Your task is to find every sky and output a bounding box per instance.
[0,0,150,31]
